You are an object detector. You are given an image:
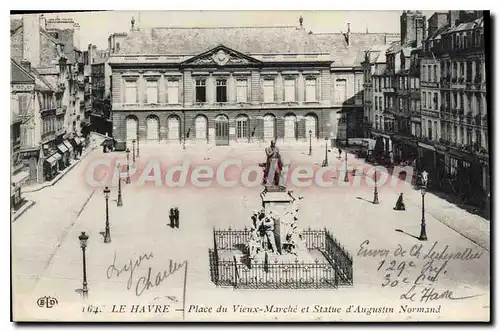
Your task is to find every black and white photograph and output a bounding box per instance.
[9,8,490,322]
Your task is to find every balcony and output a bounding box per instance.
[56,105,67,115]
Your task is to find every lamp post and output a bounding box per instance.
[321,137,329,167]
[132,139,136,163]
[182,110,186,150]
[344,150,349,182]
[308,130,312,156]
[116,163,123,207]
[136,138,140,158]
[125,148,131,184]
[103,186,111,243]
[78,231,89,298]
[419,171,428,241]
[373,167,379,204]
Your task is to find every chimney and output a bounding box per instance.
[345,22,351,46]
[22,14,41,68]
[39,14,46,30]
[299,15,303,29]
[73,22,81,50]
[448,11,460,27]
[20,59,31,72]
[131,16,135,31]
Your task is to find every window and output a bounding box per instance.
[305,78,317,102]
[355,77,362,94]
[422,92,426,108]
[195,79,206,103]
[236,79,248,103]
[236,116,248,139]
[428,65,432,82]
[146,80,158,104]
[434,121,438,140]
[380,96,383,110]
[167,80,179,104]
[335,79,347,103]
[434,65,438,82]
[375,98,378,111]
[284,79,296,102]
[18,94,28,115]
[216,79,227,103]
[434,93,439,111]
[263,79,275,103]
[427,120,432,138]
[124,80,137,104]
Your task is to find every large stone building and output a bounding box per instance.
[107,18,398,148]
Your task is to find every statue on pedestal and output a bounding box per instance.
[263,139,284,189]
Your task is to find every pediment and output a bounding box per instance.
[182,45,262,67]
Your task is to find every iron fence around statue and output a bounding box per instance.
[210,228,353,289]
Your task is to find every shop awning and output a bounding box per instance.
[45,153,62,166]
[57,143,68,154]
[11,171,30,188]
[63,140,74,154]
[73,137,82,146]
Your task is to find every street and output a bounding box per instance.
[12,144,490,322]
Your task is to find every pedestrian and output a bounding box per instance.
[169,208,175,228]
[393,193,406,211]
[338,148,342,159]
[174,207,180,228]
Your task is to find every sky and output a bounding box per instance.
[12,10,436,50]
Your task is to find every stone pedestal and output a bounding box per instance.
[261,190,292,254]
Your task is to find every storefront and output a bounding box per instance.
[71,136,84,158]
[44,153,62,181]
[57,143,70,168]
[63,139,75,162]
[11,170,30,210]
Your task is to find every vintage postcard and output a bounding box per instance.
[10,10,490,322]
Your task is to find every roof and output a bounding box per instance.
[117,26,322,56]
[447,17,484,33]
[11,59,35,83]
[11,59,54,91]
[92,49,110,64]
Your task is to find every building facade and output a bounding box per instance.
[10,14,86,184]
[89,45,113,136]
[108,19,398,149]
[420,11,488,205]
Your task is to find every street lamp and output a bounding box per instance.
[321,137,329,167]
[116,163,123,207]
[373,167,379,204]
[103,186,111,243]
[132,139,136,163]
[78,231,89,298]
[125,148,131,184]
[136,138,140,158]
[419,171,428,241]
[344,150,349,182]
[308,130,312,156]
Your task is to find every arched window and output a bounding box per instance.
[125,116,138,143]
[305,114,318,138]
[236,115,249,139]
[195,115,207,140]
[146,116,159,141]
[284,114,297,139]
[167,116,180,141]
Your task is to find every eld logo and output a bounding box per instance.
[36,296,58,309]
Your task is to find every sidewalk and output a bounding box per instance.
[344,149,490,252]
[11,199,36,222]
[22,145,97,194]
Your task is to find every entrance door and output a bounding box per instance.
[215,115,229,146]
